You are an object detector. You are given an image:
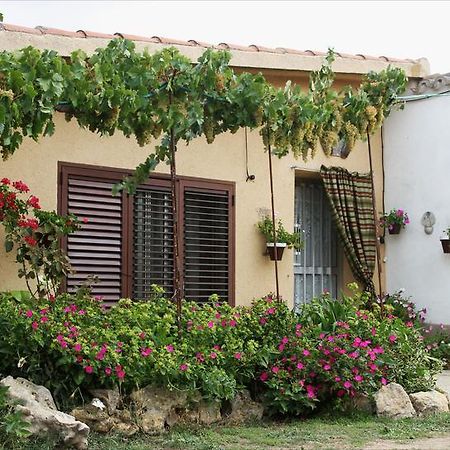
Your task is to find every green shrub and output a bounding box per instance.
[0,288,442,416]
[0,385,30,449]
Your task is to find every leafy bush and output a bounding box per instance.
[260,296,441,415]
[0,178,81,298]
[0,385,30,449]
[0,288,441,416]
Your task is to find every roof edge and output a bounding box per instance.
[0,23,430,78]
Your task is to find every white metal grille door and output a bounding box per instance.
[294,181,339,307]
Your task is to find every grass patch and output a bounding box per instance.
[8,412,450,450]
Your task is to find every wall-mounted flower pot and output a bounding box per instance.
[266,242,287,261]
[388,223,402,235]
[441,239,450,254]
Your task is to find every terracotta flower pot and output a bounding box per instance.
[266,242,287,261]
[441,239,450,254]
[388,223,402,235]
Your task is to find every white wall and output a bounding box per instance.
[384,96,450,324]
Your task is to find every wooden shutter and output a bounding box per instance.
[60,166,128,303]
[133,185,174,299]
[182,182,234,303]
[59,163,235,305]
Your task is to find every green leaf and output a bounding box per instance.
[4,240,13,253]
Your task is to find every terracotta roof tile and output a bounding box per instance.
[304,50,327,57]
[0,22,420,66]
[248,44,278,53]
[275,47,316,57]
[0,23,42,35]
[35,26,81,38]
[217,42,258,52]
[187,39,211,48]
[75,29,115,39]
[150,36,195,46]
[114,32,157,43]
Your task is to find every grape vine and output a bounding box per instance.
[0,39,407,191]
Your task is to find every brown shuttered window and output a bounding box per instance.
[59,163,235,305]
[183,184,232,302]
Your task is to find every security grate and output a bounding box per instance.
[133,187,174,299]
[294,181,338,307]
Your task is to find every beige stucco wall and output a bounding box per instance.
[0,111,385,308]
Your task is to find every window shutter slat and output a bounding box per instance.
[183,189,230,302]
[133,188,174,299]
[66,178,123,301]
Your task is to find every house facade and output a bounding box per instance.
[0,23,429,308]
[384,74,450,324]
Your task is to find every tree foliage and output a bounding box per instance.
[0,39,407,192]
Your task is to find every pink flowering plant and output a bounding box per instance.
[260,301,441,415]
[379,208,409,231]
[0,286,441,413]
[0,178,81,298]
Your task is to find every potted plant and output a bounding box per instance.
[441,228,450,254]
[380,208,409,235]
[257,216,303,261]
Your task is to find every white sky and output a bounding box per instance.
[1,1,449,74]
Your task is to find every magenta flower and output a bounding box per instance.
[335,376,341,382]
[25,310,33,318]
[166,344,174,353]
[381,377,388,385]
[78,309,86,316]
[296,362,304,370]
[389,335,397,343]
[141,347,153,357]
[139,332,146,339]
[323,364,331,371]
[210,352,217,359]
[196,352,205,363]
[354,375,363,382]
[278,344,285,352]
[207,321,214,328]
[40,316,48,323]
[31,321,38,330]
[281,336,289,345]
[306,385,316,399]
[271,366,279,374]
[84,365,93,374]
[229,319,237,327]
[73,343,82,352]
[105,367,112,376]
[116,370,125,380]
[260,372,269,382]
[259,317,267,325]
[234,352,242,360]
[266,308,275,315]
[343,380,353,389]
[180,363,188,371]
[337,389,345,397]
[303,349,310,357]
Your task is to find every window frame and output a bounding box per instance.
[58,161,236,305]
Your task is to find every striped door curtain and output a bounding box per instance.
[320,166,376,293]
